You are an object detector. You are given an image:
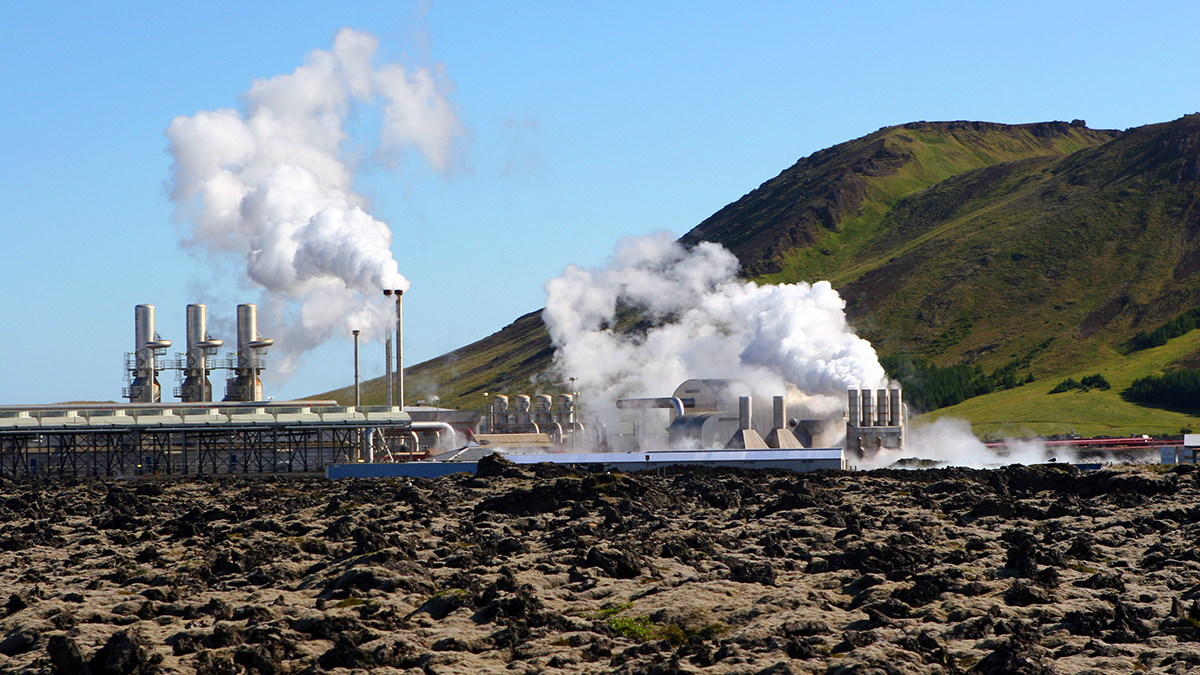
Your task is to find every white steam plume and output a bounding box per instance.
[860,417,1122,469]
[165,28,463,378]
[542,233,887,432]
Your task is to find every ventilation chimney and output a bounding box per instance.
[179,304,223,402]
[861,389,874,427]
[384,289,403,408]
[765,395,803,448]
[126,304,171,403]
[726,396,768,449]
[224,304,273,402]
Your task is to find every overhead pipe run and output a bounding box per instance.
[615,397,687,417]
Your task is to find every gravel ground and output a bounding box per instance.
[2,456,1200,674]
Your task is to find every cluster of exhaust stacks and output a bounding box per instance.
[127,290,407,408]
[125,304,273,404]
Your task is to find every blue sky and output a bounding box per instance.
[2,0,1198,405]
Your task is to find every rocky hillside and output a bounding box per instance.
[680,120,1117,278]
[3,460,1200,674]
[823,116,1200,374]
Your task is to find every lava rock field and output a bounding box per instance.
[2,455,1200,674]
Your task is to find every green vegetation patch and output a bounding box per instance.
[1129,307,1200,351]
[922,330,1200,437]
[1124,369,1200,414]
[1049,374,1111,393]
[606,615,656,642]
[601,606,728,645]
[882,354,1035,412]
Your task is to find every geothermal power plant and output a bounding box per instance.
[0,300,911,478]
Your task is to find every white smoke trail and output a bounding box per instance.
[542,233,887,433]
[165,28,464,378]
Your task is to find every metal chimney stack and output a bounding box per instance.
[224,304,273,402]
[726,396,768,449]
[384,289,404,409]
[179,304,223,402]
[127,304,171,403]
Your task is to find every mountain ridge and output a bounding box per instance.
[317,115,1200,435]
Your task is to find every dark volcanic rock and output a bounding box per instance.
[2,462,1199,675]
[90,629,159,675]
[47,634,92,675]
[585,545,643,579]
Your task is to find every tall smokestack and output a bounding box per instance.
[352,329,361,407]
[395,290,404,409]
[224,304,273,402]
[384,290,394,407]
[726,396,768,449]
[764,395,804,449]
[180,304,223,402]
[127,304,171,403]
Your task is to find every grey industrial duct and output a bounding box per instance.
[615,397,687,417]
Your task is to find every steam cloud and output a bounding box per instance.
[165,28,463,378]
[542,233,888,431]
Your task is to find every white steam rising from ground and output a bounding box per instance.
[166,28,463,379]
[542,233,888,432]
[540,234,1100,469]
[862,418,1047,469]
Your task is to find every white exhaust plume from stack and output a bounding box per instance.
[165,28,464,379]
[542,233,888,434]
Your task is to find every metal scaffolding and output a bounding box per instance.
[0,422,413,478]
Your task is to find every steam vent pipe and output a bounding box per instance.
[128,304,172,403]
[385,289,403,408]
[615,397,687,417]
[353,329,361,407]
[180,303,223,403]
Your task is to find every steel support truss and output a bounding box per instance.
[0,423,403,477]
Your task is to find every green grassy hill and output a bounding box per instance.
[925,330,1200,439]
[316,115,1200,437]
[682,120,1118,278]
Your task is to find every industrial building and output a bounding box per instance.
[0,402,440,477]
[0,298,901,477]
